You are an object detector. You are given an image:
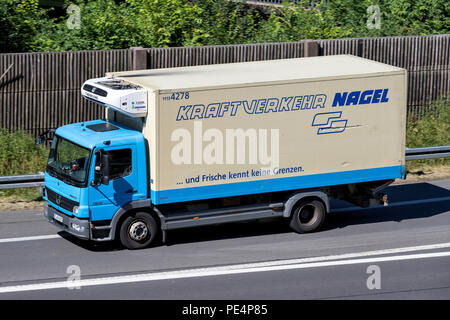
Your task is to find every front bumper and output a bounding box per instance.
[44,202,90,240]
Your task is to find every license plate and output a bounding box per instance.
[53,213,63,223]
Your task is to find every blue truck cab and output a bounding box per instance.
[43,119,150,244]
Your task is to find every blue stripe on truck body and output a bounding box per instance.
[151,165,404,205]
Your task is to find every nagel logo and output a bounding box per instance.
[312,112,347,135]
[314,88,389,135]
[332,89,389,107]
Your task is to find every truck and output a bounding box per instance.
[41,55,407,249]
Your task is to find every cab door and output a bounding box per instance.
[88,146,139,222]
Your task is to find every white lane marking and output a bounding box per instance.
[0,234,61,243]
[0,250,449,294]
[331,196,450,213]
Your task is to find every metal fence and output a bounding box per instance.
[146,41,306,69]
[319,35,450,118]
[0,49,132,138]
[0,34,449,138]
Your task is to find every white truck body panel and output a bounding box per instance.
[104,55,407,205]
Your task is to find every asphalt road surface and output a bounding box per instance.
[0,179,449,300]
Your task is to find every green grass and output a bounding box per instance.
[0,129,49,201]
[406,97,450,171]
[0,129,49,175]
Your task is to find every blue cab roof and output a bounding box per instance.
[55,119,143,150]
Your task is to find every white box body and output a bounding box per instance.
[105,55,407,205]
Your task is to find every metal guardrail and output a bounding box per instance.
[0,146,449,189]
[405,145,450,161]
[0,173,45,189]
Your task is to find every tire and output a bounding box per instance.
[119,212,158,249]
[289,199,326,233]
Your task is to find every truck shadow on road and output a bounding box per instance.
[161,182,450,247]
[323,181,450,231]
[57,232,122,252]
[59,182,450,251]
[324,198,450,231]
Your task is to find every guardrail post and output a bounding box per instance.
[131,47,148,70]
[357,39,364,57]
[304,40,319,57]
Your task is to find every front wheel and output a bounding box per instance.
[289,199,326,233]
[119,212,158,249]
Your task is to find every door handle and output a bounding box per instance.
[125,189,137,194]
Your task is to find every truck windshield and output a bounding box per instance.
[46,136,91,186]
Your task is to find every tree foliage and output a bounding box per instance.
[0,0,448,53]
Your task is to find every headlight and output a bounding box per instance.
[71,223,84,232]
[73,206,79,214]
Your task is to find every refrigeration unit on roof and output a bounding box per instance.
[81,77,147,118]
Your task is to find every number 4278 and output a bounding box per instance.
[171,92,189,100]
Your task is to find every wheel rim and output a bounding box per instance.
[128,220,149,241]
[297,204,319,226]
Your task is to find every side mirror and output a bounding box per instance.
[100,153,110,185]
[92,150,110,186]
[36,128,56,145]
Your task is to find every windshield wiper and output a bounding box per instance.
[61,176,77,186]
[46,166,58,179]
[46,165,79,186]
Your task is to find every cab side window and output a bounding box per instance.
[96,149,132,180]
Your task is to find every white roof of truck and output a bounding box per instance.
[106,55,405,92]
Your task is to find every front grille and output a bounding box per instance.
[46,188,79,213]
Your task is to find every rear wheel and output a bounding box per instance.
[119,212,158,249]
[289,199,326,233]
